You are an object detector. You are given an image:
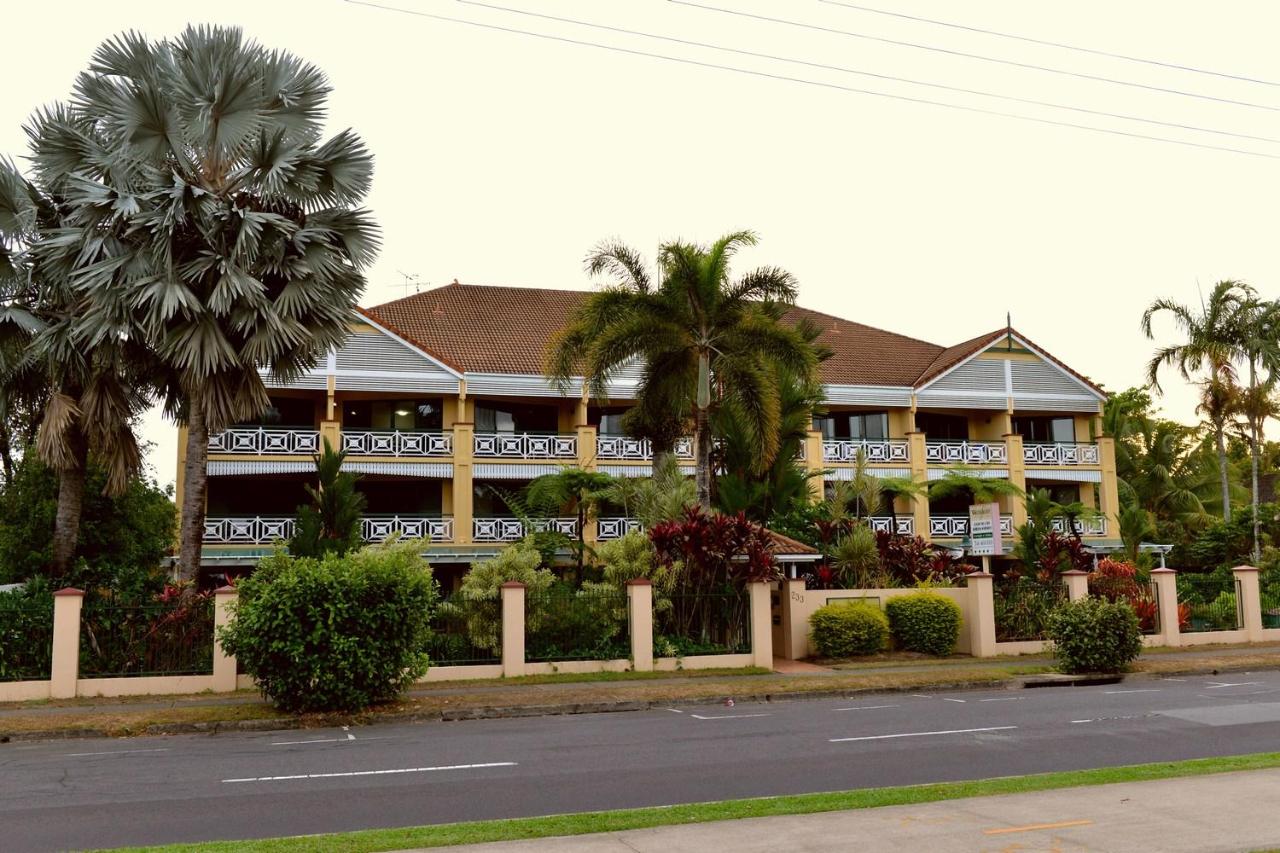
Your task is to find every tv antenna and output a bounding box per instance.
[397,270,424,296]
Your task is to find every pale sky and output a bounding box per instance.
[3,1,1278,488]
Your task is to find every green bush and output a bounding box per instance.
[444,538,555,655]
[885,591,962,656]
[1047,597,1142,674]
[809,600,888,658]
[219,539,437,712]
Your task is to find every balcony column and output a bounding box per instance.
[453,417,474,545]
[1004,432,1027,530]
[907,431,930,538]
[804,429,824,502]
[319,420,341,454]
[1097,435,1121,540]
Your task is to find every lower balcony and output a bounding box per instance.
[1051,516,1108,537]
[472,517,579,542]
[203,515,455,545]
[929,514,1015,538]
[867,516,914,536]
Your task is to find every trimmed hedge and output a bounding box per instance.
[809,601,888,658]
[886,591,962,657]
[1047,596,1142,674]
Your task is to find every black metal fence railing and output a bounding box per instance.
[79,598,215,678]
[993,579,1065,642]
[0,600,54,682]
[654,591,751,657]
[525,589,630,663]
[426,593,501,666]
[1177,574,1242,633]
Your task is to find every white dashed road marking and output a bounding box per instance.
[1104,689,1161,694]
[66,748,170,757]
[689,713,772,720]
[833,704,899,712]
[223,761,518,784]
[830,726,1017,743]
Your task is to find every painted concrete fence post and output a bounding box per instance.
[965,572,996,658]
[779,578,807,661]
[1232,565,1264,642]
[1151,568,1181,647]
[748,580,773,668]
[500,581,526,678]
[212,587,238,692]
[50,588,84,699]
[626,580,654,672]
[1061,569,1090,602]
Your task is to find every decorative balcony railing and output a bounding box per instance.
[363,514,454,543]
[925,440,1008,465]
[928,514,1014,538]
[472,516,579,542]
[342,430,452,457]
[597,517,643,540]
[868,516,915,536]
[595,435,694,461]
[204,515,453,544]
[1050,516,1108,537]
[822,438,910,464]
[473,432,577,460]
[1022,441,1100,466]
[208,427,319,456]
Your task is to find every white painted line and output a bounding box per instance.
[271,738,345,746]
[1104,689,1161,694]
[1162,677,1188,682]
[1070,719,1094,724]
[689,713,772,720]
[1205,681,1263,689]
[833,704,899,712]
[65,748,170,757]
[830,726,1016,743]
[941,697,967,703]
[666,708,684,714]
[222,761,517,784]
[979,697,1022,702]
[911,694,933,699]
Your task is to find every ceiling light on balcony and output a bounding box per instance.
[395,409,411,417]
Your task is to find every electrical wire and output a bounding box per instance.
[818,0,1280,88]
[458,0,1280,147]
[340,0,1280,160]
[669,1,1280,113]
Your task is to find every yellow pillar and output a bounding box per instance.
[50,588,84,699]
[805,429,825,502]
[500,582,526,678]
[748,580,774,669]
[212,587,238,693]
[1233,565,1264,642]
[627,580,654,672]
[1097,435,1121,539]
[965,572,997,657]
[319,419,341,453]
[907,431,929,538]
[452,418,474,545]
[1004,432,1027,530]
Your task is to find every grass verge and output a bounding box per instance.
[109,752,1280,852]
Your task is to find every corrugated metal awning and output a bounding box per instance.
[1026,469,1103,483]
[597,464,696,478]
[473,463,565,479]
[826,467,912,481]
[927,468,1010,481]
[208,461,452,477]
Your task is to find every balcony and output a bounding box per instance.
[822,438,910,464]
[472,517,579,542]
[597,517,643,540]
[925,440,1008,465]
[1023,441,1100,466]
[342,430,452,457]
[929,514,1014,538]
[203,515,454,544]
[595,435,694,461]
[208,427,319,456]
[1051,516,1108,537]
[868,516,915,536]
[473,432,577,460]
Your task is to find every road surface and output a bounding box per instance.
[4,672,1280,851]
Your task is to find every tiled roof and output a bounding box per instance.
[362,282,1103,395]
[762,528,820,557]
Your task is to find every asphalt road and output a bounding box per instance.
[5,673,1280,851]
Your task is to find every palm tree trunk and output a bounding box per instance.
[49,430,88,579]
[1249,359,1261,564]
[178,396,210,584]
[0,420,12,484]
[1215,423,1231,522]
[694,350,712,509]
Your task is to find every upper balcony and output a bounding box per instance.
[208,426,453,458]
[1022,441,1100,467]
[925,439,1008,466]
[208,427,320,456]
[819,438,910,465]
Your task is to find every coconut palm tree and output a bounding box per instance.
[548,231,819,508]
[1194,358,1242,522]
[29,27,380,580]
[1229,298,1280,562]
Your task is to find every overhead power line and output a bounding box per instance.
[669,1,1280,113]
[818,0,1280,88]
[340,0,1280,160]
[457,0,1280,147]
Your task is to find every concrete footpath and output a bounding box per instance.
[421,768,1280,852]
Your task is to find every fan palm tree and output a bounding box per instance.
[877,474,927,533]
[30,27,380,580]
[928,465,1025,505]
[526,467,617,575]
[0,157,151,577]
[548,231,819,507]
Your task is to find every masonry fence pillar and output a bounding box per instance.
[500,582,526,678]
[779,578,807,661]
[1232,565,1264,642]
[1151,568,1181,647]
[1061,569,1090,602]
[212,587,238,692]
[748,580,774,669]
[50,588,84,699]
[965,572,997,658]
[626,580,654,672]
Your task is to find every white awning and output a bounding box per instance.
[927,468,1010,481]
[208,461,452,477]
[826,467,913,481]
[1025,469,1103,483]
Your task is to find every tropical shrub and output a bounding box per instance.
[885,591,962,656]
[448,538,555,654]
[993,576,1060,641]
[1047,597,1142,674]
[831,524,883,588]
[289,439,366,558]
[809,601,888,658]
[0,578,54,681]
[219,540,437,712]
[649,507,781,589]
[875,532,973,585]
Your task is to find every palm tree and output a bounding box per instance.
[289,439,366,558]
[603,454,695,528]
[549,231,819,507]
[928,465,1025,506]
[877,474,927,533]
[1194,358,1242,521]
[1143,281,1248,526]
[1230,297,1280,562]
[31,27,380,580]
[526,467,617,575]
[0,157,150,577]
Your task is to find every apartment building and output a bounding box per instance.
[187,282,1118,577]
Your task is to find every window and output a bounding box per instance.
[813,411,889,440]
[916,412,969,441]
[243,396,315,427]
[590,407,630,435]
[474,402,558,433]
[1013,416,1076,443]
[344,399,443,431]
